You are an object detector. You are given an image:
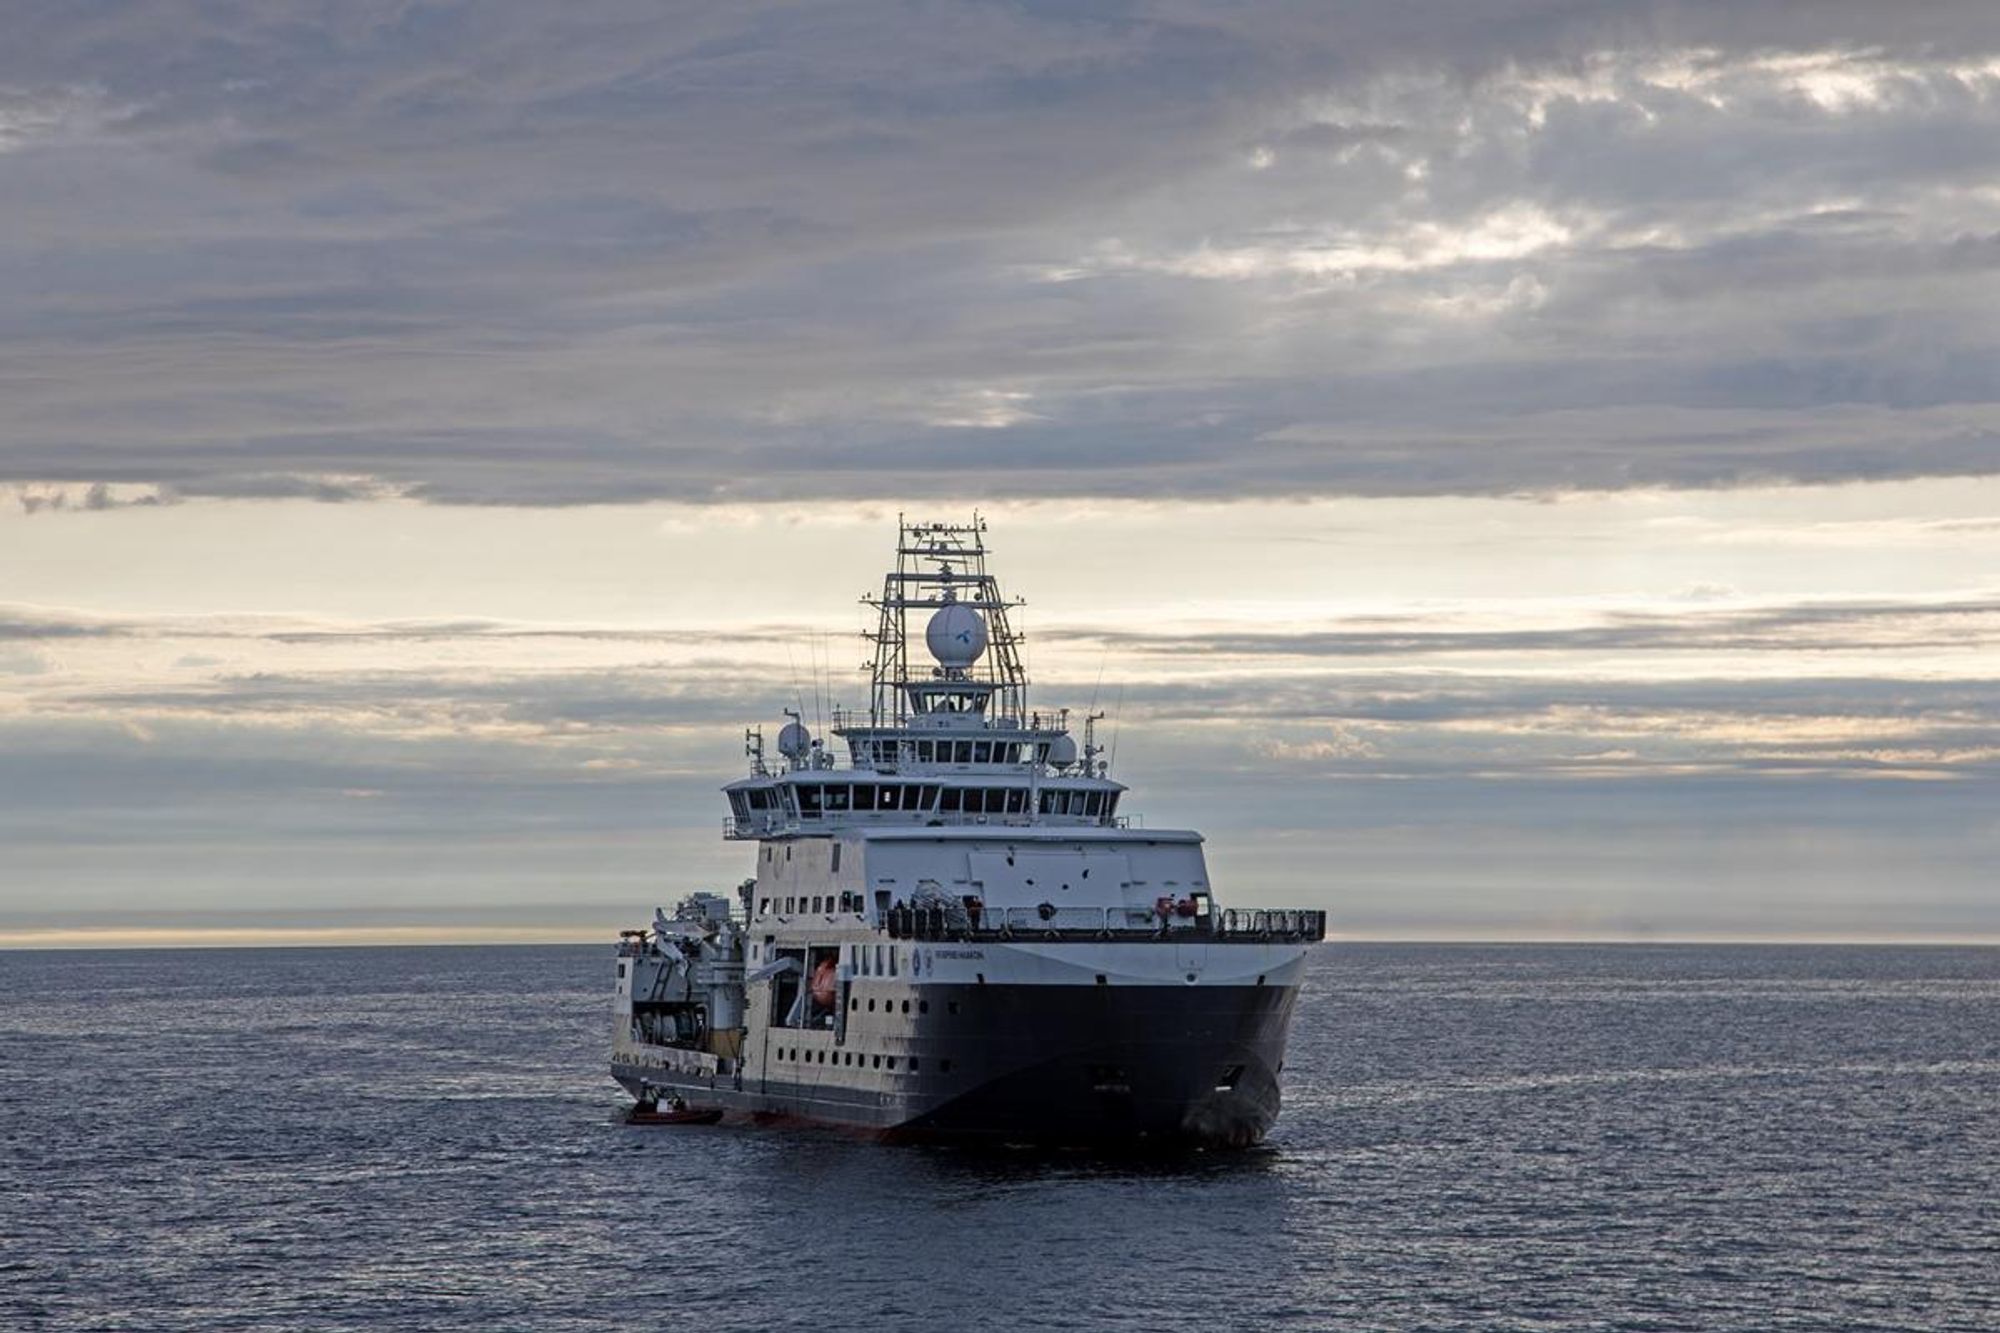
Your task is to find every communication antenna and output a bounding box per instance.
[1106,684,1126,775]
[786,641,810,732]
[811,629,826,737]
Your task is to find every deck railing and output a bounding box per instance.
[883,904,1326,944]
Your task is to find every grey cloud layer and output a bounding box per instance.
[7,577,1995,931]
[12,591,1995,780]
[5,2,2000,505]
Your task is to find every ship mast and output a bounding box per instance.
[861,515,1028,728]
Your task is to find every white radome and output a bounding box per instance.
[1045,733,1078,768]
[925,602,988,667]
[777,720,813,759]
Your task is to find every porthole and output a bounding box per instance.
[868,998,876,1012]
[901,999,910,1014]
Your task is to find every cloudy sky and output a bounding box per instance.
[3,2,1997,945]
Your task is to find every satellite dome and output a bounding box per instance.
[925,602,988,668]
[777,720,812,759]
[1045,734,1078,768]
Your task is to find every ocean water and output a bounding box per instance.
[3,943,1997,1332]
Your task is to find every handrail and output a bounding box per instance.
[882,904,1327,944]
[725,811,1123,839]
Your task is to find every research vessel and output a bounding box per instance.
[612,518,1323,1147]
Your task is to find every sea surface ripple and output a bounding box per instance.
[3,943,1997,1331]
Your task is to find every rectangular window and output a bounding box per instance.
[797,785,823,817]
[824,785,851,813]
[785,896,796,913]
[954,742,973,763]
[940,787,963,813]
[831,843,842,874]
[1004,789,1026,814]
[1084,793,1103,817]
[852,786,875,812]
[889,948,898,977]
[875,944,885,974]
[759,897,770,915]
[971,742,991,763]
[919,785,939,811]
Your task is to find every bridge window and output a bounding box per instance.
[797,785,823,818]
[823,785,850,813]
[1003,789,1026,815]
[954,742,974,763]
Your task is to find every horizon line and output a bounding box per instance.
[5,925,1999,951]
